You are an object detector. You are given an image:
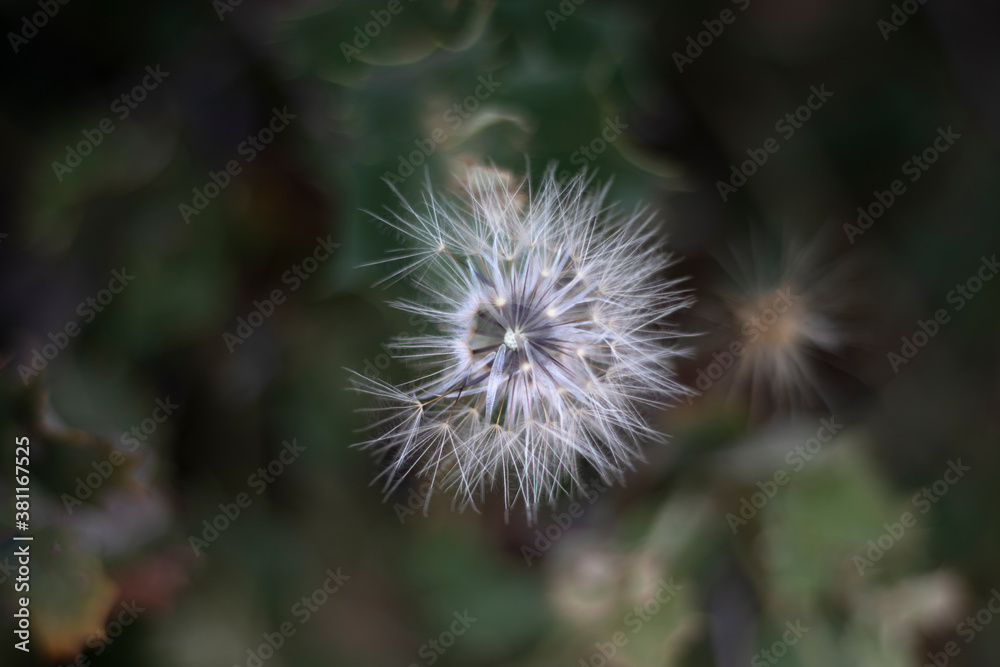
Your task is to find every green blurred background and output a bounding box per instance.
[2,0,1000,665]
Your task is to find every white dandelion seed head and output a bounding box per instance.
[352,165,692,520]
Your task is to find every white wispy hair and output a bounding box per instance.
[352,165,691,520]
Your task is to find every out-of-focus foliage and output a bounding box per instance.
[1,0,999,665]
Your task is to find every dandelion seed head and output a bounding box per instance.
[705,229,862,414]
[352,165,691,520]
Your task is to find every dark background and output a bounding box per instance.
[1,0,999,665]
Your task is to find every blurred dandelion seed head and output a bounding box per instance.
[352,165,691,520]
[708,231,861,413]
